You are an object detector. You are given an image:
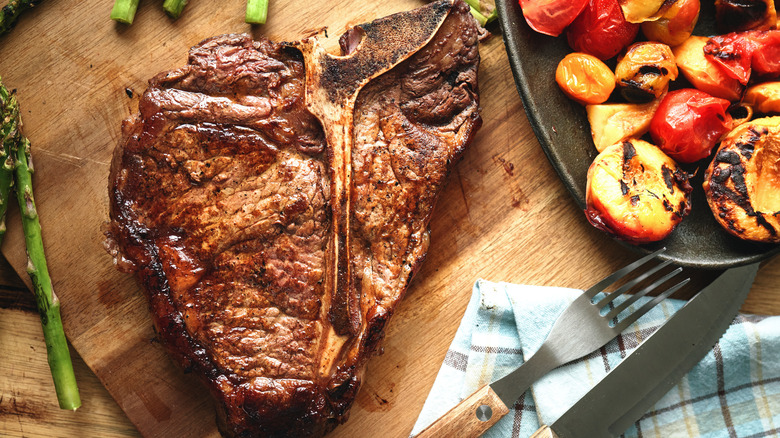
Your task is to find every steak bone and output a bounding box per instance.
[293,1,452,337]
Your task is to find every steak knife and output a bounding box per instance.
[530,262,759,438]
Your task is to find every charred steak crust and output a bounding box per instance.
[106,1,481,436]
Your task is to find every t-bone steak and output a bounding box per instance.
[106,0,481,436]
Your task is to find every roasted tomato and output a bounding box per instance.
[673,36,744,101]
[649,89,733,163]
[704,30,780,85]
[519,0,588,37]
[750,31,780,79]
[566,0,640,60]
[585,138,693,243]
[744,82,780,114]
[641,0,700,47]
[615,42,678,102]
[703,117,780,242]
[556,53,616,105]
[715,0,777,33]
[586,98,662,151]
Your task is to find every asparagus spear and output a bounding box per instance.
[0,83,18,246]
[0,78,81,410]
[0,0,43,35]
[245,0,268,24]
[110,0,140,24]
[163,0,188,19]
[463,0,496,25]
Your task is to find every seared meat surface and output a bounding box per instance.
[106,1,481,436]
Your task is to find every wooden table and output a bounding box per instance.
[2,1,780,437]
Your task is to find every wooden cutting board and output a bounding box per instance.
[2,1,780,437]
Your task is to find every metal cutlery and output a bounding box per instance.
[529,262,759,437]
[415,248,689,438]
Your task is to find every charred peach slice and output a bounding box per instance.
[586,98,662,152]
[586,138,693,243]
[673,36,743,101]
[641,0,701,47]
[619,0,670,23]
[704,117,780,242]
[715,0,777,33]
[615,42,678,102]
[743,82,780,115]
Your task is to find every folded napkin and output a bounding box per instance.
[411,280,780,437]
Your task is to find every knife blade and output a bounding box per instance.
[531,262,759,438]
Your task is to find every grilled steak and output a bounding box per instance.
[106,1,481,436]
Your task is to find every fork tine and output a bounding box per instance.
[603,266,682,320]
[583,248,666,299]
[613,277,691,332]
[594,259,674,309]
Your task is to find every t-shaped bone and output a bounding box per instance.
[294,1,453,339]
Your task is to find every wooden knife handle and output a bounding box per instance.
[414,384,509,438]
[529,426,559,438]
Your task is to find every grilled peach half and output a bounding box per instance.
[704,117,780,242]
[585,138,693,243]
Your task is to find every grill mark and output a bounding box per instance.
[662,165,674,192]
[623,141,637,162]
[620,180,630,196]
[708,135,779,235]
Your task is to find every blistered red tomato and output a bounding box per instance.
[704,29,780,84]
[519,0,588,37]
[649,89,733,163]
[749,30,780,78]
[566,0,640,60]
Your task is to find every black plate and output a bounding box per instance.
[495,0,780,269]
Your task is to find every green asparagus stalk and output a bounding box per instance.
[13,132,81,410]
[110,0,140,24]
[0,83,18,246]
[463,0,496,25]
[1,77,81,410]
[245,0,268,24]
[468,6,489,26]
[163,0,188,19]
[0,0,43,35]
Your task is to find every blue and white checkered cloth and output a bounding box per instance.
[411,279,780,437]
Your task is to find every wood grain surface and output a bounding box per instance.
[1,0,779,437]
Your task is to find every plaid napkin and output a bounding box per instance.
[410,279,780,437]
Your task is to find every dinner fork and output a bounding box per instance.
[415,248,689,438]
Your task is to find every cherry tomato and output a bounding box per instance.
[555,53,616,105]
[519,0,588,37]
[749,30,780,78]
[704,29,780,84]
[566,0,640,60]
[649,89,733,163]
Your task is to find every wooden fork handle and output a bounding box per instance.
[530,425,560,438]
[414,384,510,438]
